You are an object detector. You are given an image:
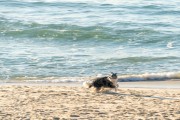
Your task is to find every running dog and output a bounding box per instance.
[83,72,118,92]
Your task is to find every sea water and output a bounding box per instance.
[0,0,180,82]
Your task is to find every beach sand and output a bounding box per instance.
[0,83,180,120]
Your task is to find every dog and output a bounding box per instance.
[83,72,118,92]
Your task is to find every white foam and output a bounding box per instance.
[23,76,91,83]
[167,41,174,48]
[12,72,180,83]
[119,72,180,82]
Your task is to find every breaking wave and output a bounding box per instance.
[3,72,180,83]
[119,72,180,82]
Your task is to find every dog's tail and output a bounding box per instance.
[83,81,92,88]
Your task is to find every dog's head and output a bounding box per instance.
[110,72,117,79]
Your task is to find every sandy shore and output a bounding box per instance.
[0,84,180,120]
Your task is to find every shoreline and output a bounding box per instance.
[0,80,180,89]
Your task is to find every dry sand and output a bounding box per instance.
[0,84,180,120]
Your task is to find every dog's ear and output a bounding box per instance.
[111,72,114,75]
[111,72,117,75]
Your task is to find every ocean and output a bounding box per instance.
[0,0,180,83]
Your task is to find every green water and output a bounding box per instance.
[0,0,180,82]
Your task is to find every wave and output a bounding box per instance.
[14,0,142,5]
[119,72,180,82]
[0,20,103,39]
[3,72,180,83]
[0,19,161,42]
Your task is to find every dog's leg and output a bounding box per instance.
[114,86,119,92]
[95,87,101,93]
[115,87,117,92]
[115,83,119,92]
[99,87,104,92]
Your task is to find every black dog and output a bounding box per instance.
[83,72,118,92]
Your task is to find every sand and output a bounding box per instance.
[0,84,180,120]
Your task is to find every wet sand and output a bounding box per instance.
[0,82,180,120]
